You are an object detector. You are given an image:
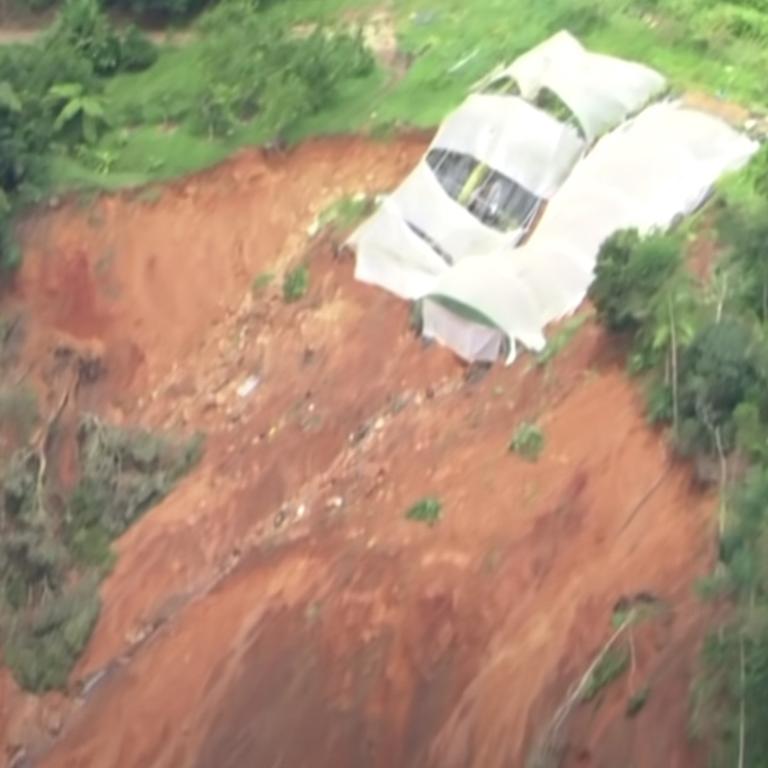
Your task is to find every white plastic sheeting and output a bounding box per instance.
[390,163,521,261]
[352,203,448,299]
[351,31,666,301]
[424,102,758,363]
[484,30,667,142]
[350,96,583,294]
[431,94,585,198]
[421,300,504,363]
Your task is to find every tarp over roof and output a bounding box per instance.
[350,96,583,298]
[431,94,585,198]
[350,31,666,301]
[482,30,668,142]
[423,102,758,363]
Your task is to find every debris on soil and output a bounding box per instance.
[236,375,260,398]
[2,135,714,768]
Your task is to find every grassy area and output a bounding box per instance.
[22,0,765,194]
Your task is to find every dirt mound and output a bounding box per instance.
[3,134,715,768]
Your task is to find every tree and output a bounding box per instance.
[589,229,683,332]
[719,202,768,321]
[197,4,373,139]
[635,271,700,429]
[749,143,768,200]
[51,0,122,76]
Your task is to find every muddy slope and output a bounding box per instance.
[3,135,713,768]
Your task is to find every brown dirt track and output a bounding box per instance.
[1,134,716,768]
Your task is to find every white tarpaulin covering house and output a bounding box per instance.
[350,31,666,300]
[352,97,585,299]
[422,102,758,362]
[481,30,668,142]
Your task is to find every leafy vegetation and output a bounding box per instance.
[589,230,683,333]
[283,264,309,303]
[510,421,545,461]
[251,271,275,294]
[626,685,650,717]
[0,413,203,691]
[589,148,768,765]
[5,0,768,213]
[0,0,160,267]
[2,0,768,743]
[405,497,442,526]
[2,579,101,691]
[0,0,373,265]
[535,314,588,366]
[581,646,629,702]
[316,194,374,232]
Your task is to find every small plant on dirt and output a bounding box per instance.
[405,496,442,527]
[626,685,650,717]
[536,315,588,367]
[283,265,309,303]
[510,422,544,461]
[251,271,275,295]
[317,194,373,232]
[580,646,629,703]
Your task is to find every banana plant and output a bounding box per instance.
[48,83,109,145]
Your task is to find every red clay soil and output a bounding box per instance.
[2,134,716,768]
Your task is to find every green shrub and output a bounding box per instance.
[283,265,309,303]
[119,26,159,73]
[590,230,682,333]
[196,5,373,138]
[105,0,209,19]
[251,271,274,294]
[718,202,768,320]
[0,413,203,691]
[677,320,760,439]
[748,144,768,199]
[510,421,545,461]
[53,0,123,76]
[2,580,101,692]
[696,4,768,43]
[49,83,109,145]
[626,686,650,717]
[70,415,204,537]
[67,522,116,571]
[405,497,442,526]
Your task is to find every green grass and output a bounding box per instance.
[39,0,768,193]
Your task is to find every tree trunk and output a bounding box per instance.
[716,273,728,324]
[668,296,679,437]
[714,426,728,537]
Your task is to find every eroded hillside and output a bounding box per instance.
[0,134,716,768]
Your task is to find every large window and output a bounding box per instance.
[426,149,542,233]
